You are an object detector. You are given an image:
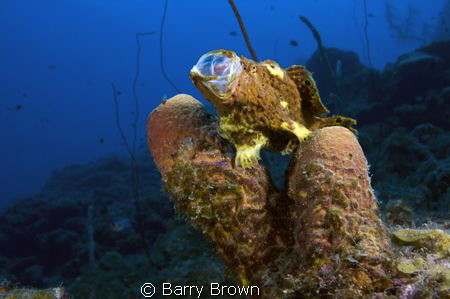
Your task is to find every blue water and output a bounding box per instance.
[0,0,446,206]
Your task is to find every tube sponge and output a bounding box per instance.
[147,94,279,287]
[147,94,217,175]
[147,95,396,297]
[279,127,395,296]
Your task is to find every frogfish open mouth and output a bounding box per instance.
[189,49,242,99]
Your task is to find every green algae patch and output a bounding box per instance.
[397,257,426,275]
[431,264,450,292]
[392,229,450,258]
[306,160,325,174]
[0,288,66,299]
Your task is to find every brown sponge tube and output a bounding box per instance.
[147,94,281,287]
[282,127,395,296]
[147,95,395,297]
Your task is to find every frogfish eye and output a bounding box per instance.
[190,49,242,98]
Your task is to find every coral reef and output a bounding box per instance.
[147,94,396,297]
[305,47,364,100]
[0,154,174,298]
[306,41,450,217]
[1,41,449,298]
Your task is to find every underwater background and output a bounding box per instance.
[0,0,449,298]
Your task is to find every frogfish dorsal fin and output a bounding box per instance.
[286,65,357,134]
[285,65,329,117]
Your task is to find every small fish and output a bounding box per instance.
[15,104,22,111]
[289,40,298,47]
[116,90,122,96]
[368,13,374,17]
[99,137,104,144]
[48,65,56,70]
[229,30,237,36]
[140,81,146,87]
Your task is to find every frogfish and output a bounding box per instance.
[189,49,355,168]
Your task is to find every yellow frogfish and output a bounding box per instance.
[189,49,355,168]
